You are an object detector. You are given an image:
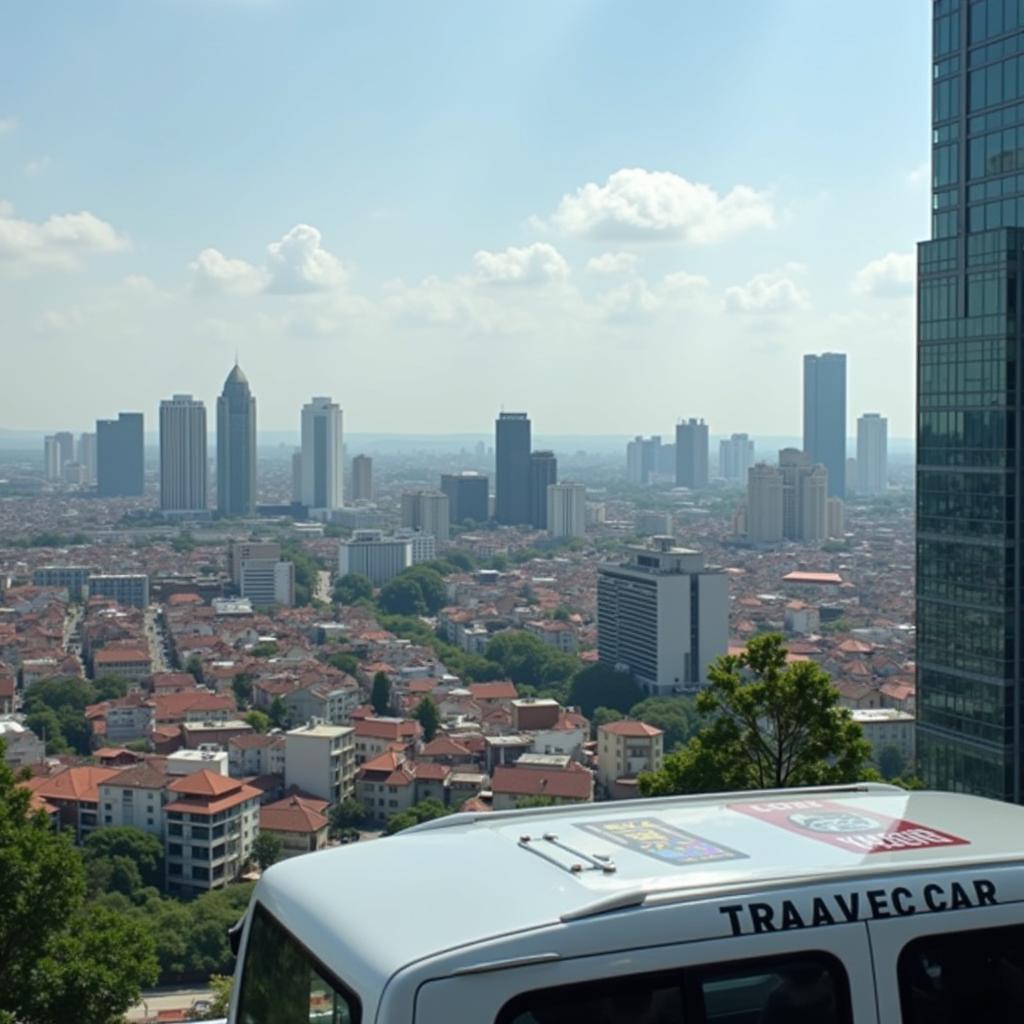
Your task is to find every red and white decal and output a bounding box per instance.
[728,798,970,854]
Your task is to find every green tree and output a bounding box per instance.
[24,706,66,754]
[83,826,164,889]
[232,672,255,708]
[253,832,284,871]
[0,741,157,1022]
[333,572,373,605]
[268,696,289,729]
[568,663,644,717]
[384,798,450,835]
[201,974,233,1020]
[186,654,204,683]
[413,696,440,742]
[328,798,368,838]
[401,566,446,614]
[371,671,391,715]
[245,710,271,733]
[378,575,426,615]
[93,676,129,701]
[638,634,874,796]
[515,795,559,809]
[627,697,700,751]
[251,641,278,658]
[485,632,549,687]
[877,744,907,780]
[324,651,358,675]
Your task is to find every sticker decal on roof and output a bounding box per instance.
[728,799,970,853]
[578,817,748,865]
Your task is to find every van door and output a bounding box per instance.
[868,895,1024,1022]
[414,924,877,1024]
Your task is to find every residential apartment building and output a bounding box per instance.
[596,721,665,798]
[159,394,208,512]
[283,722,355,804]
[32,565,100,601]
[719,433,755,483]
[98,763,168,837]
[675,418,709,489]
[547,481,586,539]
[338,531,412,586]
[300,396,344,512]
[746,464,784,544]
[856,412,888,496]
[400,490,450,540]
[164,770,261,895]
[239,559,295,609]
[88,574,150,609]
[351,454,373,501]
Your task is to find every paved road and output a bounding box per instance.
[144,606,170,673]
[126,984,213,1022]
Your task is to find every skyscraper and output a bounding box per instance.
[917,2,1024,801]
[547,481,586,539]
[217,363,256,517]
[441,471,488,524]
[719,433,755,483]
[528,450,557,529]
[351,455,373,501]
[626,435,661,485]
[597,537,728,695]
[495,412,531,525]
[400,490,450,540]
[159,395,207,512]
[856,413,888,496]
[77,433,96,485]
[300,396,343,512]
[43,436,59,481]
[746,464,784,544]
[675,418,709,489]
[779,448,827,543]
[96,413,144,497]
[803,353,846,498]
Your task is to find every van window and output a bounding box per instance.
[898,923,1024,1021]
[237,903,360,1024]
[497,953,851,1024]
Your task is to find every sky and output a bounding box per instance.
[0,0,930,438]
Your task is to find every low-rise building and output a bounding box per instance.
[596,721,665,799]
[98,762,168,837]
[259,794,329,858]
[355,750,416,821]
[0,718,45,768]
[490,754,593,811]
[851,708,916,773]
[92,646,152,682]
[352,716,420,765]
[22,766,119,842]
[88,574,150,609]
[228,734,286,778]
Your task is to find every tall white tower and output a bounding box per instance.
[856,413,888,496]
[301,397,344,512]
[160,395,208,511]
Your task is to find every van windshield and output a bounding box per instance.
[237,904,358,1024]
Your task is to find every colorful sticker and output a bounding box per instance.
[728,799,970,854]
[578,817,748,865]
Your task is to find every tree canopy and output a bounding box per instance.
[253,832,283,871]
[385,798,450,835]
[638,634,874,796]
[83,826,164,890]
[627,697,700,752]
[333,572,373,606]
[371,671,391,716]
[567,662,644,717]
[0,741,157,1023]
[413,696,440,742]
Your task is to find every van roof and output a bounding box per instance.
[255,785,1024,1001]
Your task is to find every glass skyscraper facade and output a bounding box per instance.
[803,353,846,499]
[495,412,531,525]
[217,363,257,518]
[917,0,1024,801]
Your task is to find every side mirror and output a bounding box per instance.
[228,915,245,957]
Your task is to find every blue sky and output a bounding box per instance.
[0,0,930,437]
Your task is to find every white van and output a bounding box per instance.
[226,783,1024,1023]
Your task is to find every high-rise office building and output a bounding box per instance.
[440,471,488,524]
[217,363,256,517]
[856,413,888,496]
[300,397,343,512]
[746,464,784,544]
[495,412,531,525]
[803,353,846,498]
[96,413,144,497]
[43,436,59,481]
[719,433,755,483]
[239,559,295,609]
[400,490,450,540]
[528,450,558,529]
[917,1,1024,801]
[351,455,373,501]
[159,395,207,512]
[779,448,827,543]
[597,537,728,695]
[675,418,709,489]
[626,435,662,485]
[77,433,96,485]
[547,481,586,539]
[55,432,73,471]
[338,530,412,586]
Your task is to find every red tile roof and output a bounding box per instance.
[22,766,119,804]
[354,717,421,741]
[260,795,328,834]
[167,769,240,797]
[468,681,518,701]
[491,763,593,801]
[600,721,663,738]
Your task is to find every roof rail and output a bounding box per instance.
[400,782,903,837]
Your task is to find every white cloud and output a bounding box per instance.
[0,117,16,136]
[586,251,639,275]
[265,224,346,293]
[473,242,568,285]
[853,251,915,298]
[663,270,711,294]
[724,267,808,313]
[24,156,51,176]
[0,202,128,268]
[190,247,268,294]
[550,168,774,243]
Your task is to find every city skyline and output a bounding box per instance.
[1,2,927,436]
